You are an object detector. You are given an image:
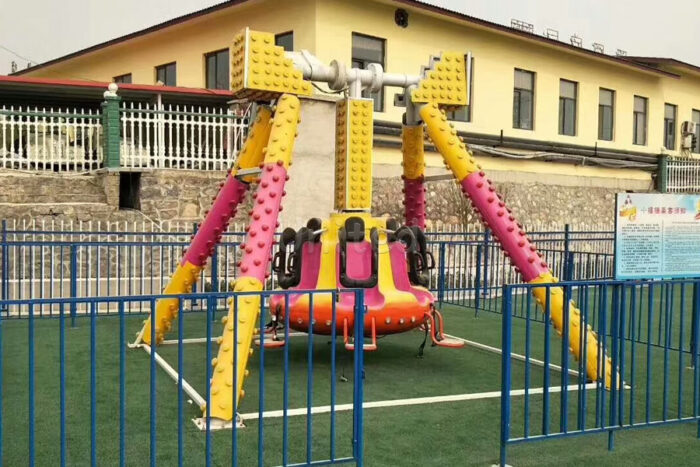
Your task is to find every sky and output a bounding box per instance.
[1,0,699,75]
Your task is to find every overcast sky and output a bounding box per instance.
[1,0,699,75]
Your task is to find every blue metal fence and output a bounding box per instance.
[0,289,365,466]
[499,278,700,466]
[0,222,614,318]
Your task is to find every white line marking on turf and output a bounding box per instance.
[239,382,598,421]
[444,333,583,378]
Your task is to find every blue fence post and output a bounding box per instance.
[693,281,700,438]
[482,229,490,298]
[190,222,199,309]
[474,245,482,312]
[1,219,7,313]
[0,296,3,467]
[211,245,218,321]
[566,251,575,282]
[70,245,78,327]
[563,224,571,280]
[437,242,446,307]
[353,289,365,467]
[499,284,513,467]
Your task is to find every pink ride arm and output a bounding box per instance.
[461,173,548,281]
[208,94,300,421]
[420,103,616,389]
[403,178,426,229]
[238,163,288,279]
[182,175,248,268]
[140,106,273,346]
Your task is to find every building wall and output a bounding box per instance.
[313,0,700,159]
[24,0,316,89]
[22,0,700,164]
[19,0,700,230]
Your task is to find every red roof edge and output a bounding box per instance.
[0,75,234,98]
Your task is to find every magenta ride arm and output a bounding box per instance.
[140,106,273,346]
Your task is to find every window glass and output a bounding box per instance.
[352,33,386,112]
[205,49,229,90]
[156,62,176,86]
[275,32,294,51]
[599,88,613,106]
[558,79,577,136]
[513,69,535,130]
[559,80,576,99]
[514,70,533,90]
[352,34,384,63]
[664,103,677,150]
[598,88,614,141]
[113,74,132,84]
[633,96,647,145]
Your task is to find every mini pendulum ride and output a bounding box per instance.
[134,28,616,428]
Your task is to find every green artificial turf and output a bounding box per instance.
[2,295,700,466]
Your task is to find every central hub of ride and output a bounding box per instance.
[269,212,436,349]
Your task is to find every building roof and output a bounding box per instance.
[13,0,680,79]
[13,0,248,76]
[624,56,700,77]
[0,75,234,104]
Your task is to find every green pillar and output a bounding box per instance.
[101,84,122,169]
[658,154,669,193]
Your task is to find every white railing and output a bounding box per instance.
[667,158,700,193]
[0,105,103,172]
[120,103,249,171]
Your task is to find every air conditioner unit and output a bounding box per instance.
[681,120,696,136]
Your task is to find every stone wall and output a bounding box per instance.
[0,95,642,232]
[0,165,624,232]
[0,169,252,227]
[372,176,617,229]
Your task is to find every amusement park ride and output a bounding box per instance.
[132,28,614,426]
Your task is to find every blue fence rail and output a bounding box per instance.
[0,221,614,317]
[0,289,365,467]
[499,278,700,466]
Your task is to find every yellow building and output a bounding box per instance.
[14,0,700,195]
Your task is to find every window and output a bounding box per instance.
[275,31,294,51]
[113,73,132,84]
[513,69,535,130]
[351,33,385,112]
[558,79,577,136]
[447,56,474,122]
[598,88,614,141]
[155,62,176,86]
[205,49,229,90]
[633,96,648,145]
[664,103,677,150]
[692,110,700,153]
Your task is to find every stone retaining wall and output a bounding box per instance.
[372,177,617,229]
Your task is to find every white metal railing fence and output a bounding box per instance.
[0,105,103,172]
[667,158,700,193]
[119,102,249,170]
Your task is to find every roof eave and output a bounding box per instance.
[12,0,252,76]
[389,0,680,79]
[0,75,234,99]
